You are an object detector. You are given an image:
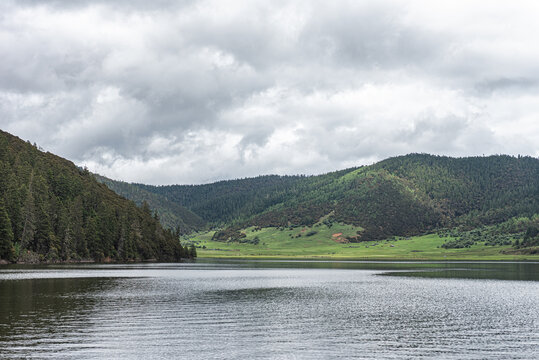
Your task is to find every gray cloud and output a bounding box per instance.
[474,77,539,95]
[0,0,538,184]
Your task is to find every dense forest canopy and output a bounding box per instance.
[94,174,206,233]
[0,130,193,263]
[97,153,538,246]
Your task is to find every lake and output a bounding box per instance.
[0,260,538,359]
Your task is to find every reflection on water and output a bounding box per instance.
[194,260,539,280]
[0,261,538,359]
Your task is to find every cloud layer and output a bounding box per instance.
[1,0,538,184]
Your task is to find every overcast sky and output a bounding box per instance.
[1,0,538,184]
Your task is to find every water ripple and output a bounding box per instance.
[0,263,538,359]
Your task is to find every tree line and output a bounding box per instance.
[0,130,195,263]
[93,150,538,249]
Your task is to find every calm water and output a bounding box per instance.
[0,261,538,359]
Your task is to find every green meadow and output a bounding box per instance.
[184,223,539,261]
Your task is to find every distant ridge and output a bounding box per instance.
[94,173,205,233]
[98,153,538,242]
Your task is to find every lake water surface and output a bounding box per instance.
[1,260,538,359]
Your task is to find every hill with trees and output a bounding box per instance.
[100,154,538,251]
[94,174,205,234]
[0,130,194,264]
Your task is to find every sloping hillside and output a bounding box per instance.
[98,153,538,244]
[137,175,309,224]
[94,174,205,233]
[0,130,191,263]
[246,154,538,240]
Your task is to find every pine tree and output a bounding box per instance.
[32,175,53,255]
[60,225,74,261]
[0,202,16,262]
[117,219,127,261]
[70,196,87,259]
[86,215,103,261]
[0,129,189,264]
[5,178,24,241]
[20,184,36,253]
[189,244,197,258]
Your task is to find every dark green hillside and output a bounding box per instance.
[133,169,356,225]
[247,154,537,241]
[245,167,444,240]
[100,153,538,247]
[372,154,538,225]
[94,174,205,233]
[138,175,308,224]
[0,130,190,263]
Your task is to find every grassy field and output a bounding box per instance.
[183,223,539,261]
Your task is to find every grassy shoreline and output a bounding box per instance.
[197,255,539,261]
[196,253,539,261]
[185,224,539,262]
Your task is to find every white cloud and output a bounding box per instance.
[0,0,538,184]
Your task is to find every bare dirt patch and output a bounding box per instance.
[332,233,349,243]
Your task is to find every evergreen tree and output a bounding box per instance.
[0,202,15,262]
[60,225,75,261]
[70,196,87,258]
[189,244,197,258]
[20,184,36,253]
[86,215,103,261]
[0,129,191,263]
[117,219,127,261]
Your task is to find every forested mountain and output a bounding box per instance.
[254,154,538,241]
[138,175,309,224]
[0,134,533,262]
[103,154,538,244]
[94,174,205,233]
[0,130,193,263]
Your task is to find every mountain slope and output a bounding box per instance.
[250,155,537,239]
[137,175,309,224]
[0,130,191,263]
[94,174,205,233]
[135,170,355,225]
[372,154,538,224]
[115,154,538,242]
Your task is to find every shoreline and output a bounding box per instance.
[0,258,195,266]
[196,254,539,262]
